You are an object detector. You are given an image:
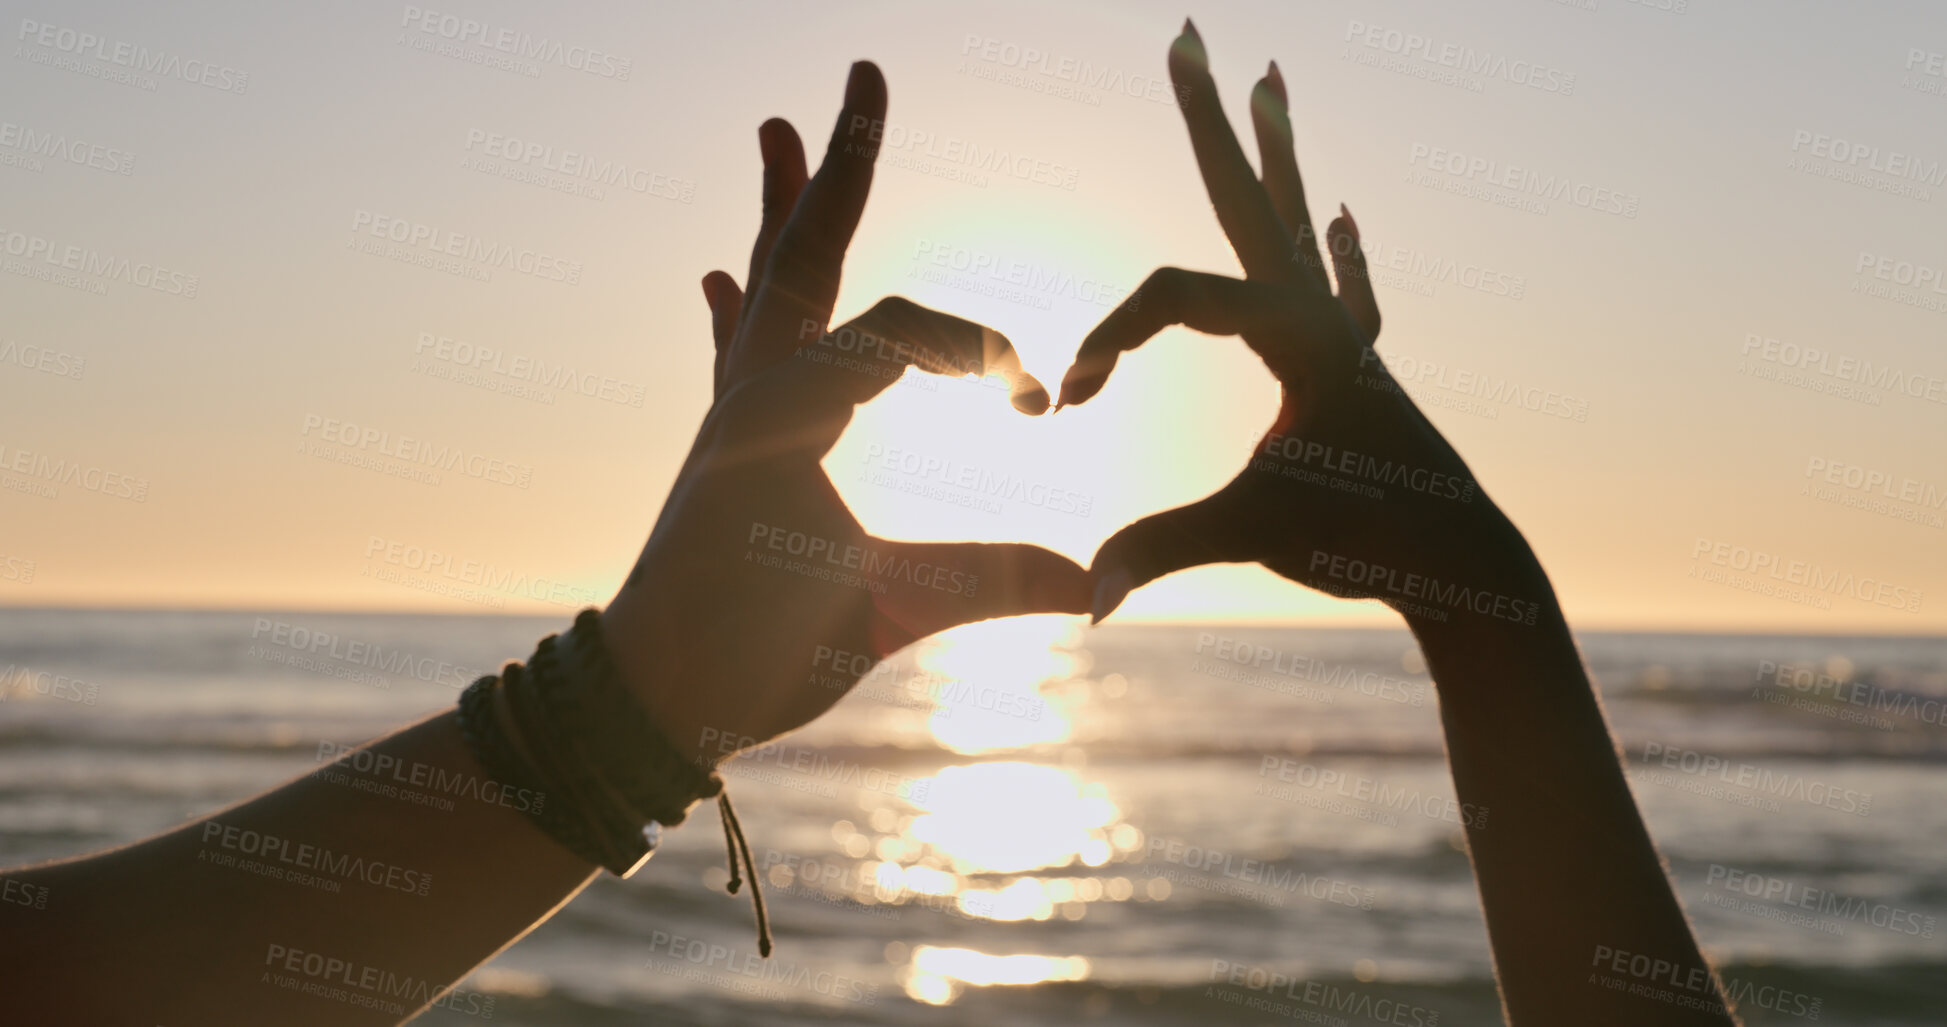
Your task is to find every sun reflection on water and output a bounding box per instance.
[908,762,1117,874]
[813,616,1157,996]
[902,945,1090,1006]
[913,614,1087,753]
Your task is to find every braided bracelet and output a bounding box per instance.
[455,609,772,955]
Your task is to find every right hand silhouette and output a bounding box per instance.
[1062,23,1534,626]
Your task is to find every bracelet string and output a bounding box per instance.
[455,609,772,957]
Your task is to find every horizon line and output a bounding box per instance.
[0,603,1941,640]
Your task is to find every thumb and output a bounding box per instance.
[866,540,1091,647]
[1088,486,1257,623]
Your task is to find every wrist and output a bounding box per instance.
[600,585,724,770]
[1394,503,1562,648]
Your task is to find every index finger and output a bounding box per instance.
[1169,21,1296,284]
[732,61,888,378]
[713,297,1051,468]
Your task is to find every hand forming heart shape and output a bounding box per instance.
[601,22,1536,771]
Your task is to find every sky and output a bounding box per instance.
[1,0,1944,632]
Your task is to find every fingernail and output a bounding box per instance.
[1340,202,1359,239]
[1012,382,1051,416]
[1173,19,1207,71]
[1091,567,1134,624]
[1055,375,1094,409]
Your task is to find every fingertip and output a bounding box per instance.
[844,60,887,112]
[757,118,789,164]
[1169,21,1208,80]
[1011,379,1052,416]
[1028,558,1094,616]
[1090,565,1135,624]
[1339,202,1359,240]
[1055,371,1101,409]
[1251,72,1279,112]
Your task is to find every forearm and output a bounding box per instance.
[0,710,597,1025]
[1408,539,1739,1026]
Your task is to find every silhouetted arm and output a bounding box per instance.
[1064,22,1739,1025]
[0,711,594,1025]
[1410,528,1740,1026]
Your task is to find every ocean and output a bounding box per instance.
[1,609,1942,1025]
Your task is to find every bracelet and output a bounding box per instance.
[455,609,772,956]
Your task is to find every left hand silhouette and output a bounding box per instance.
[603,62,1091,765]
